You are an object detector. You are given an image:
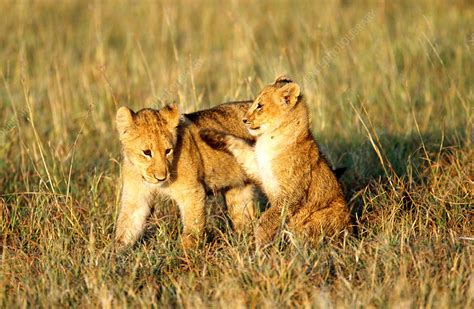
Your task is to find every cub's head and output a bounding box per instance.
[116,105,180,185]
[243,76,301,136]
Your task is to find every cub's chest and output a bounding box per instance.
[255,138,281,194]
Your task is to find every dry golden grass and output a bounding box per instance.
[0,0,472,307]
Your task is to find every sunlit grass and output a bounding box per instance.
[0,0,472,307]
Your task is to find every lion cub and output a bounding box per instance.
[116,102,257,248]
[201,77,351,246]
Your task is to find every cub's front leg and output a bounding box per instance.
[115,162,152,247]
[200,129,260,181]
[172,185,206,249]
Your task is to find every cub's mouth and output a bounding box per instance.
[244,123,260,130]
[247,126,261,136]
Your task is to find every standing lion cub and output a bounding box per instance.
[115,102,257,248]
[201,77,351,246]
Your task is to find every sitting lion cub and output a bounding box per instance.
[115,102,257,248]
[201,77,351,246]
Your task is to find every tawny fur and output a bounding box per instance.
[116,102,257,248]
[200,77,351,246]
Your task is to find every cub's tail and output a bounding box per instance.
[333,167,347,179]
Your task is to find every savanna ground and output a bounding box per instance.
[0,0,472,307]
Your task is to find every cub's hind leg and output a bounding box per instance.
[288,200,351,243]
[225,184,257,233]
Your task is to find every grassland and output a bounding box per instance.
[0,0,472,307]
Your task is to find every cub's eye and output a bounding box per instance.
[256,103,263,111]
[142,149,152,157]
[165,148,173,157]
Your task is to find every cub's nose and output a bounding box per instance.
[242,118,248,124]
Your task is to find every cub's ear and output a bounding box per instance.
[161,103,181,129]
[116,106,134,139]
[278,82,301,107]
[273,75,293,85]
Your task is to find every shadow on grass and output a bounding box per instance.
[319,125,469,234]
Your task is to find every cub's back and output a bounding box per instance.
[185,101,254,141]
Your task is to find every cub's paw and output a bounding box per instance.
[255,225,275,248]
[114,226,141,250]
[181,233,200,250]
[199,129,230,152]
[114,235,134,252]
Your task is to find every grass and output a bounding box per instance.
[0,0,472,307]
